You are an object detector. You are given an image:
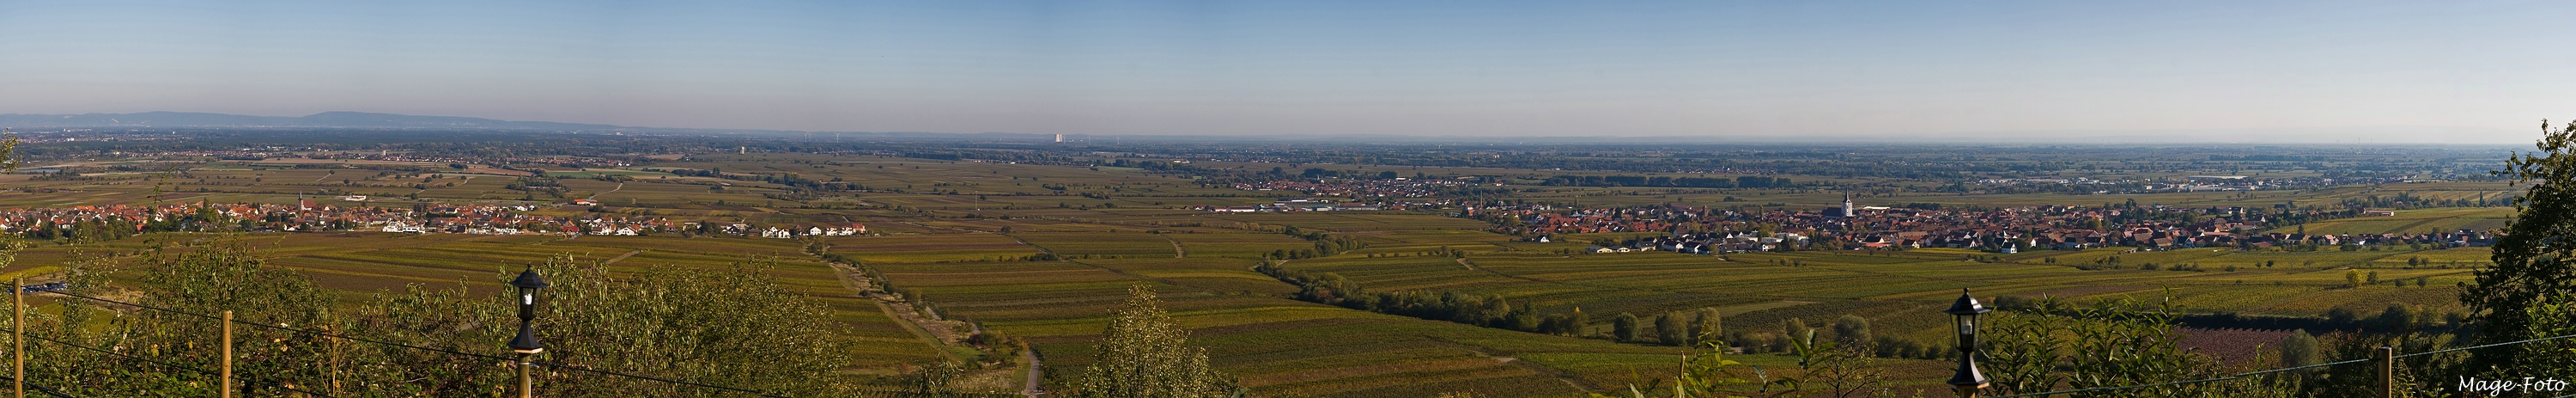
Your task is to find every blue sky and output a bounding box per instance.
[1,1,2570,143]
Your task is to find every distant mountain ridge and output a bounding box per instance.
[0,111,626,131]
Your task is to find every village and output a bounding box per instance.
[1227,176,1484,199]
[0,199,865,241]
[1461,196,2496,254]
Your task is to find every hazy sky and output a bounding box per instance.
[2,1,2572,142]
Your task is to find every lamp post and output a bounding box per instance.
[1946,289,1990,397]
[507,267,550,398]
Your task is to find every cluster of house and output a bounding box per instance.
[1194,198,1420,212]
[0,199,864,240]
[1229,178,1479,199]
[286,151,631,168]
[1574,232,1813,254]
[1472,200,2498,254]
[750,224,868,239]
[1974,175,2426,193]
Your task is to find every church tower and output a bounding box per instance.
[1842,193,1856,218]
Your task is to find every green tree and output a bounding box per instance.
[1612,312,1641,343]
[2513,292,2576,377]
[2376,303,2419,331]
[2470,119,2576,369]
[2277,330,2319,385]
[1655,313,1686,346]
[1479,294,1512,326]
[1982,296,2294,396]
[1830,315,1870,346]
[0,132,16,171]
[1690,309,1722,346]
[1072,285,1241,398]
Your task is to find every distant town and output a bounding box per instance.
[0,199,865,241]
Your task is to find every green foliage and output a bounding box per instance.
[1690,309,1722,346]
[1069,285,1241,398]
[1613,312,1641,343]
[2275,330,2318,375]
[2513,292,2576,377]
[1585,340,1775,398]
[1981,296,2295,397]
[1655,313,1686,346]
[2470,118,2576,369]
[1828,315,1869,346]
[0,131,17,171]
[8,242,875,397]
[2304,331,2456,397]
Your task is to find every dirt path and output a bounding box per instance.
[1022,350,1044,397]
[1162,235,1188,258]
[599,249,642,266]
[589,182,624,199]
[1425,336,1601,394]
[829,263,967,363]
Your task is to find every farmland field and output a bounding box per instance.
[0,137,2529,396]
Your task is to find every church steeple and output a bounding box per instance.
[1842,193,1856,218]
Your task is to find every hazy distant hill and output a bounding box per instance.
[0,111,625,131]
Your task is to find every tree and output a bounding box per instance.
[0,131,17,171]
[1479,294,1511,326]
[2376,303,2419,331]
[1982,297,2293,396]
[1072,285,1241,398]
[2513,292,2576,378]
[1830,315,1871,346]
[2278,330,2319,384]
[1612,312,1642,343]
[1655,313,1686,346]
[2470,119,2576,369]
[1690,308,1723,346]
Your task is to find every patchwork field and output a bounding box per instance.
[854,252,1771,397]
[0,147,2521,397]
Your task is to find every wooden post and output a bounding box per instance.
[518,352,533,398]
[221,310,234,398]
[12,278,23,398]
[326,325,341,396]
[2376,346,2396,398]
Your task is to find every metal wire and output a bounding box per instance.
[24,287,797,398]
[2394,333,2576,358]
[20,333,337,397]
[525,360,796,398]
[1988,333,2576,398]
[0,376,80,398]
[1985,358,2372,398]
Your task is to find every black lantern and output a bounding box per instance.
[507,266,550,354]
[1945,289,1990,395]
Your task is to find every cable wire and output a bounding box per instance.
[1988,333,2576,398]
[20,333,337,397]
[0,376,81,398]
[27,288,797,397]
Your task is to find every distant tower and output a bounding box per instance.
[1054,134,1065,143]
[739,146,747,155]
[1842,193,1856,218]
